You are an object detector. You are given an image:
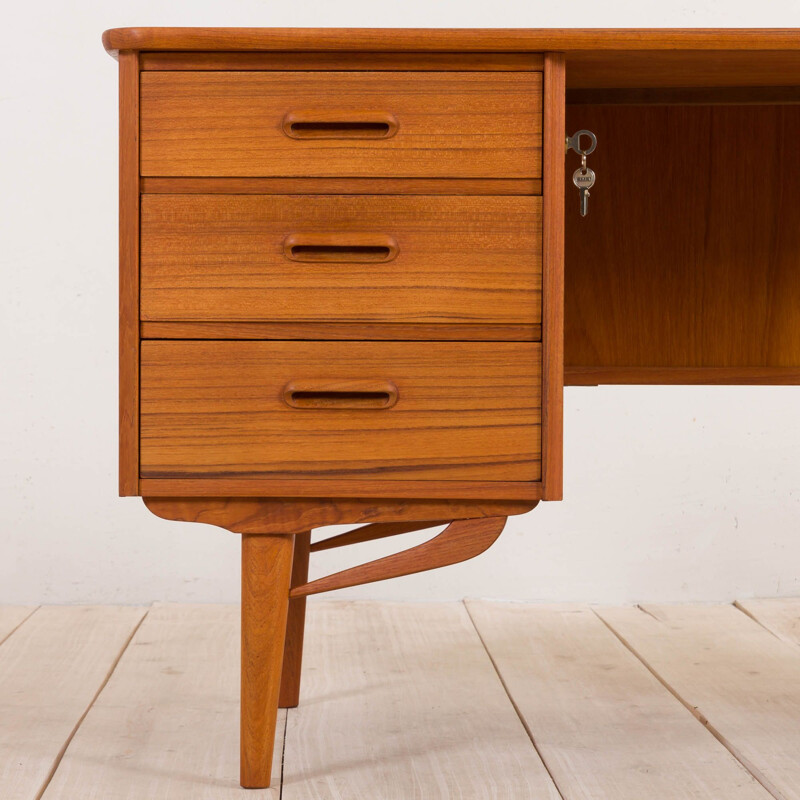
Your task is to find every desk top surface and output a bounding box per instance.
[103,27,800,53]
[102,28,800,89]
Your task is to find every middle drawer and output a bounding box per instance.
[140,194,542,325]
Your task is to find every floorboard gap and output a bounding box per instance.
[636,603,665,622]
[0,606,40,648]
[279,707,289,798]
[732,601,800,650]
[34,605,152,800]
[592,607,786,800]
[463,601,567,800]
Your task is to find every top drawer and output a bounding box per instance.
[139,71,542,178]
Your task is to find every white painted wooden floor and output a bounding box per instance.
[2,599,800,799]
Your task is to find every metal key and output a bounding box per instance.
[573,167,595,217]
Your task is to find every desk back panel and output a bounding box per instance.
[564,103,800,384]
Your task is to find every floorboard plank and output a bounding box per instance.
[42,604,283,799]
[0,605,146,800]
[467,601,770,800]
[281,600,560,800]
[598,603,800,800]
[736,599,800,650]
[0,606,38,646]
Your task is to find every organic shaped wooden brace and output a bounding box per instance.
[292,516,507,597]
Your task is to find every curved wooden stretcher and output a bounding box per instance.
[144,496,529,787]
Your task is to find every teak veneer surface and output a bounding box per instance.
[140,341,541,483]
[140,71,542,179]
[541,53,565,501]
[142,497,536,534]
[566,49,800,89]
[104,28,800,53]
[118,52,139,496]
[279,531,311,709]
[140,478,542,501]
[291,516,506,597]
[565,366,800,385]
[140,177,541,195]
[141,322,541,342]
[240,535,293,788]
[564,104,800,372]
[140,195,542,325]
[139,51,544,71]
[106,29,800,90]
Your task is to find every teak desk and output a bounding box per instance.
[103,28,800,788]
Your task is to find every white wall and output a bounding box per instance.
[2,0,800,605]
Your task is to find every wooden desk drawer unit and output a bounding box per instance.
[140,71,543,178]
[140,340,542,482]
[107,30,565,789]
[140,194,542,324]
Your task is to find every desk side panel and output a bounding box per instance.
[542,53,565,499]
[119,50,140,495]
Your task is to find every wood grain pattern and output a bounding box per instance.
[103,27,800,54]
[140,71,542,178]
[18,599,800,796]
[310,519,448,552]
[41,605,284,800]
[241,535,294,789]
[598,604,800,800]
[118,50,139,496]
[121,37,800,94]
[279,532,311,709]
[140,341,542,483]
[467,602,772,800]
[141,478,542,501]
[140,51,544,71]
[291,516,506,597]
[143,497,536,534]
[140,177,542,195]
[140,195,542,325]
[0,606,146,800]
[567,49,800,89]
[541,53,565,500]
[568,85,800,105]
[280,601,561,800]
[141,321,541,342]
[565,104,800,374]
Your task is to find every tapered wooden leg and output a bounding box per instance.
[240,533,294,789]
[279,531,311,708]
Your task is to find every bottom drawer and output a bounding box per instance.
[140,341,541,482]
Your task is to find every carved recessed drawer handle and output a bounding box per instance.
[283,233,399,263]
[283,380,399,410]
[282,110,399,139]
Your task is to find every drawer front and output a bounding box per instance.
[140,71,542,178]
[140,195,542,325]
[140,341,541,482]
